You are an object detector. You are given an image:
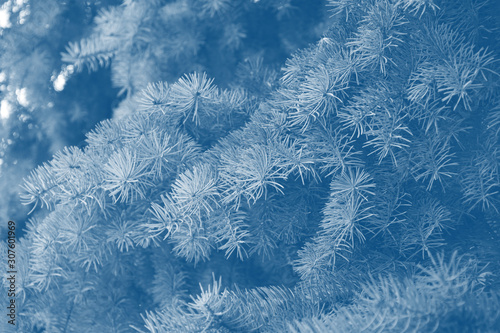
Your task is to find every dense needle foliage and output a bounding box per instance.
[1,0,500,332]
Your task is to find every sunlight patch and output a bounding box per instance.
[0,8,11,28]
[16,87,29,107]
[1,99,13,119]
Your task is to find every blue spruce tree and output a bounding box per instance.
[1,0,500,332]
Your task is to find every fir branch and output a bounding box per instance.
[61,37,116,72]
[102,148,153,203]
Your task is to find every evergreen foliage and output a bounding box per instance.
[2,0,500,332]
